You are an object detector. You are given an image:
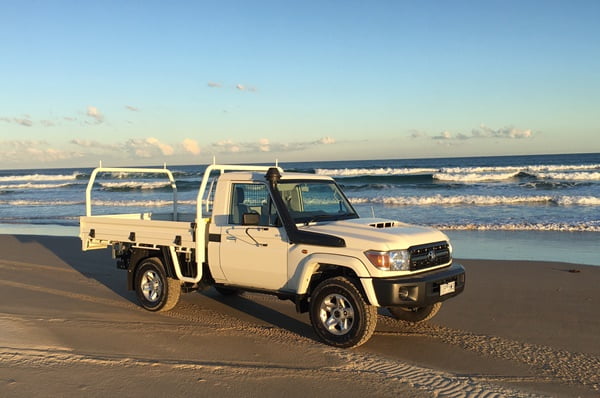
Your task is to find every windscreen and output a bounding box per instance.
[276,180,358,224]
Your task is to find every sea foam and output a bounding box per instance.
[349,195,600,206]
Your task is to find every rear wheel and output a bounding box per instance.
[388,302,442,323]
[135,257,181,312]
[309,276,377,348]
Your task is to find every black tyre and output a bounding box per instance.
[134,257,181,312]
[309,276,377,348]
[214,286,241,296]
[388,302,442,323]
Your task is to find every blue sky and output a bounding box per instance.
[1,0,599,168]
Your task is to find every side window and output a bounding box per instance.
[229,183,277,225]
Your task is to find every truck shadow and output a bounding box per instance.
[15,234,137,304]
[15,235,320,343]
[201,289,320,344]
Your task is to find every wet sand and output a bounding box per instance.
[0,235,598,397]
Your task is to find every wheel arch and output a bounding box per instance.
[126,247,177,291]
[290,253,379,307]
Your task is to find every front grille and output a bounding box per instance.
[408,241,451,271]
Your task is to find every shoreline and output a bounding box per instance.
[1,223,597,266]
[446,229,599,266]
[0,234,599,397]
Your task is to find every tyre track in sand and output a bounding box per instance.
[376,317,600,394]
[1,278,594,396]
[332,348,550,398]
[1,303,547,397]
[0,345,546,398]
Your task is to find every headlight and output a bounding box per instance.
[365,250,410,271]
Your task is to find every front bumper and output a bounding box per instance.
[371,262,465,308]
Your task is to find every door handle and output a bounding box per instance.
[226,236,236,241]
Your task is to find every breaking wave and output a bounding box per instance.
[316,167,438,176]
[0,172,83,182]
[91,199,197,207]
[349,195,600,206]
[0,182,79,190]
[98,180,199,192]
[433,172,522,182]
[0,200,83,206]
[436,222,600,232]
[318,164,600,184]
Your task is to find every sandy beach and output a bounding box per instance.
[1,234,598,397]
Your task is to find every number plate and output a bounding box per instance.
[440,281,456,296]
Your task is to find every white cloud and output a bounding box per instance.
[1,133,342,166]
[209,136,337,155]
[214,139,235,147]
[86,106,104,124]
[425,124,535,142]
[125,137,174,158]
[235,83,257,92]
[475,125,533,139]
[70,139,119,151]
[259,138,270,152]
[207,81,256,92]
[0,116,33,126]
[182,138,201,155]
[433,131,453,140]
[409,130,427,139]
[15,118,33,127]
[0,140,81,163]
[318,137,335,145]
[146,137,174,156]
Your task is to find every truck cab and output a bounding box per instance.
[205,168,465,347]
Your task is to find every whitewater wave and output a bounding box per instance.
[440,164,600,174]
[436,222,600,232]
[535,172,600,181]
[434,170,600,183]
[99,181,173,190]
[316,167,438,176]
[97,180,200,192]
[91,199,197,207]
[0,200,83,206]
[0,172,82,182]
[0,182,78,190]
[433,172,521,182]
[0,199,198,207]
[349,195,600,206]
[318,164,600,183]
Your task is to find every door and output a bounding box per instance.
[219,183,288,290]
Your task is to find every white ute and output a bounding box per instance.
[80,164,465,348]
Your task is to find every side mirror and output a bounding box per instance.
[242,212,260,226]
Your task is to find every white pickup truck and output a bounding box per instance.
[80,163,465,348]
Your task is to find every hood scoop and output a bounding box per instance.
[369,221,400,229]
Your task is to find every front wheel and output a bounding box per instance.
[388,302,442,323]
[135,257,181,312]
[309,276,377,348]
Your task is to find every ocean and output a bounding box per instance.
[1,153,598,265]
